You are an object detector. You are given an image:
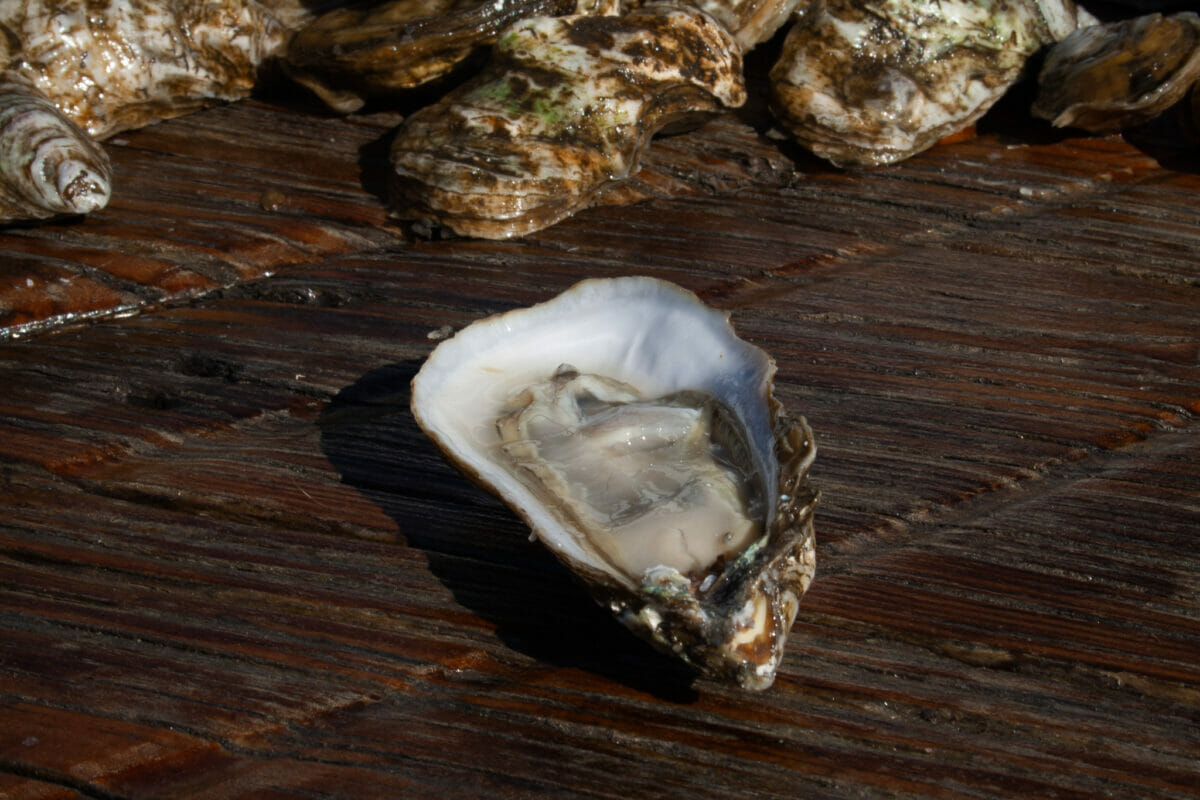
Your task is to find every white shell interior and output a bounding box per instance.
[411,276,779,584]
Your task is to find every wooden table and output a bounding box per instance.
[1,68,1198,798]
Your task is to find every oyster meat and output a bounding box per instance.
[768,0,1097,167]
[388,3,746,239]
[1032,12,1200,133]
[411,277,819,690]
[0,0,317,223]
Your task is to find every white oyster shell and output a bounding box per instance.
[411,277,818,689]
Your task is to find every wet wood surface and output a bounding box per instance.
[1,76,1199,799]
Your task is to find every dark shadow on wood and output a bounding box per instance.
[356,128,398,210]
[1122,109,1200,175]
[318,359,700,702]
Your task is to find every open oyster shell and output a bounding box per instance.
[411,277,818,690]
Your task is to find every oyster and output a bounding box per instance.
[387,3,746,239]
[1032,12,1200,133]
[411,277,819,690]
[0,0,316,223]
[768,0,1097,167]
[283,0,607,114]
[685,0,806,50]
[0,70,111,223]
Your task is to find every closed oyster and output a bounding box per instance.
[769,0,1096,166]
[388,3,746,239]
[0,0,315,223]
[411,277,819,690]
[1032,12,1200,133]
[283,0,607,114]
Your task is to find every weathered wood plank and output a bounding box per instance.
[1,54,1199,800]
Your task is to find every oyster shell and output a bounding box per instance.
[0,70,111,222]
[411,277,818,690]
[1032,12,1200,133]
[387,3,746,239]
[768,0,1096,166]
[684,0,806,50]
[283,0,606,114]
[0,0,315,223]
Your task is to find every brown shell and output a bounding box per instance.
[4,0,301,140]
[388,3,746,239]
[769,0,1093,167]
[1032,12,1200,133]
[0,70,111,222]
[282,0,585,113]
[0,0,309,223]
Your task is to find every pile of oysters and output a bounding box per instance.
[1,1,1195,227]
[282,0,1200,239]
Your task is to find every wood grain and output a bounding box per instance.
[1,66,1199,799]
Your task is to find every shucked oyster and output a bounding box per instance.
[769,0,1096,167]
[1033,12,1200,133]
[0,0,316,224]
[388,3,746,239]
[411,277,818,690]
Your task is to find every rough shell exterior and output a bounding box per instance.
[768,0,1096,167]
[0,0,311,223]
[685,0,805,50]
[1033,12,1200,133]
[388,3,746,239]
[411,277,819,690]
[283,0,594,114]
[0,69,111,222]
